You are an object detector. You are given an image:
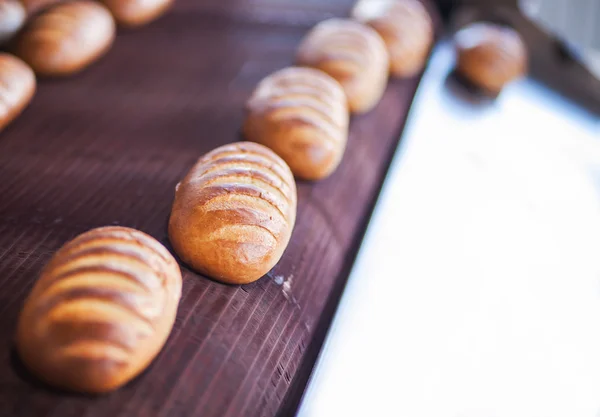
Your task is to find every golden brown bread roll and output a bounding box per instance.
[0,0,26,45]
[454,22,527,93]
[14,1,116,77]
[296,18,389,114]
[16,226,182,394]
[100,0,173,27]
[243,67,349,181]
[352,0,433,78]
[0,53,36,132]
[169,142,297,285]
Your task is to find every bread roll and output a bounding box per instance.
[20,0,65,15]
[454,22,527,93]
[352,0,433,78]
[0,53,36,132]
[244,67,349,181]
[0,0,25,45]
[16,226,182,394]
[169,142,297,285]
[100,0,173,27]
[15,1,116,77]
[296,18,389,114]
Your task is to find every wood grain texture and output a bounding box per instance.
[0,0,438,415]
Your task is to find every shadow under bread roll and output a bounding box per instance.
[0,53,36,132]
[296,18,389,114]
[352,0,433,78]
[14,1,116,77]
[169,142,297,285]
[100,0,174,27]
[244,67,349,181]
[454,22,527,94]
[16,226,182,394]
[0,0,26,45]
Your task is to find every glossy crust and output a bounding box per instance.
[169,142,297,285]
[0,53,36,132]
[16,226,182,394]
[296,18,389,114]
[15,1,116,77]
[100,0,173,27]
[454,22,527,93]
[0,0,26,45]
[352,0,433,78]
[244,67,349,180]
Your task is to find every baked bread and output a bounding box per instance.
[0,0,25,45]
[352,0,433,78]
[20,0,65,15]
[296,18,389,114]
[0,53,36,132]
[16,226,182,394]
[169,142,297,285]
[454,22,527,93]
[244,67,349,181]
[14,1,116,77]
[100,0,173,27]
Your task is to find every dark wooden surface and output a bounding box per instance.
[0,1,437,416]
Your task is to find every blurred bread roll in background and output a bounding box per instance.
[0,53,35,132]
[0,0,25,45]
[20,0,65,15]
[244,67,349,180]
[16,226,182,394]
[352,0,433,78]
[296,18,389,114]
[169,142,297,285]
[454,22,527,93]
[101,0,174,27]
[15,1,116,76]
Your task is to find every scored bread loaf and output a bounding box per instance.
[352,0,433,78]
[296,18,389,114]
[100,0,174,27]
[169,142,297,285]
[244,67,349,181]
[454,22,527,93]
[14,1,116,77]
[0,53,36,132]
[16,226,182,394]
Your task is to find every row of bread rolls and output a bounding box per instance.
[15,0,435,396]
[0,0,174,132]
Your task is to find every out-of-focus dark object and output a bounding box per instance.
[14,1,115,77]
[434,0,600,114]
[454,22,527,93]
[244,67,350,181]
[519,0,600,79]
[100,0,174,28]
[352,0,434,78]
[0,53,35,132]
[20,0,65,15]
[0,0,25,45]
[16,226,183,394]
[296,18,390,114]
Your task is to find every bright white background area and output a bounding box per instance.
[298,44,600,417]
